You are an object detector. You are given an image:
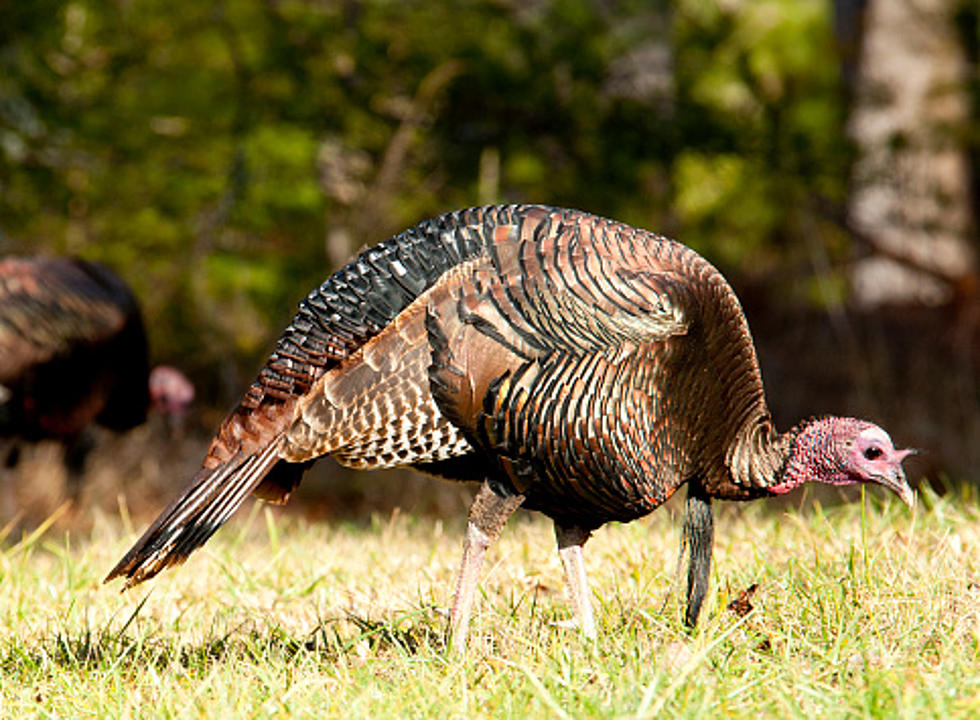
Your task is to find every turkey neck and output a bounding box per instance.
[721,417,798,499]
[643,240,791,503]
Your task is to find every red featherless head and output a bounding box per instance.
[771,417,914,507]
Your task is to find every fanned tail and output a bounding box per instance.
[104,440,283,588]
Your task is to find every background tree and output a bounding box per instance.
[1,0,976,502]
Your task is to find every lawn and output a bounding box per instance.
[0,485,978,718]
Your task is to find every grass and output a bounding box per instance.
[0,485,979,718]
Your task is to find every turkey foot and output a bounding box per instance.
[448,480,524,654]
[555,523,596,640]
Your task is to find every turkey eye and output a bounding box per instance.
[863,446,883,460]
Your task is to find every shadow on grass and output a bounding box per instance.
[1,608,447,677]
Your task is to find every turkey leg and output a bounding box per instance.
[555,523,596,639]
[682,489,713,627]
[448,480,524,653]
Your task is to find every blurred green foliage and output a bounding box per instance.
[0,0,857,403]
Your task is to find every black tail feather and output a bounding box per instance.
[104,440,282,587]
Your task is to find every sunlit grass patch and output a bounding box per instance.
[1,486,979,717]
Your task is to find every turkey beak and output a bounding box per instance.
[879,449,916,509]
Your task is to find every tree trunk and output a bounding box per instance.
[846,0,976,307]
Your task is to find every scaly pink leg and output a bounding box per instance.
[555,523,596,639]
[448,481,524,654]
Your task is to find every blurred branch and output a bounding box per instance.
[383,62,464,187]
[812,195,974,288]
[360,60,466,226]
[194,1,253,252]
[327,60,466,260]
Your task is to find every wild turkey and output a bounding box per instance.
[148,364,196,438]
[105,205,913,650]
[0,256,193,490]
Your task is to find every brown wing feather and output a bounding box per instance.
[280,262,489,471]
[486,207,691,355]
